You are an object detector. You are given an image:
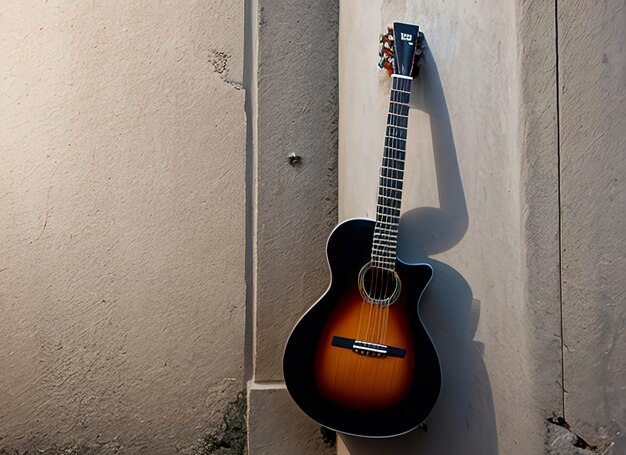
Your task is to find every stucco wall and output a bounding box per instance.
[246,0,339,452]
[559,0,626,451]
[0,1,246,453]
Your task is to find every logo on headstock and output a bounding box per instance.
[400,32,413,42]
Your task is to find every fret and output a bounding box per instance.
[369,76,413,271]
[390,92,410,103]
[371,262,396,270]
[376,216,400,224]
[373,244,397,251]
[371,254,396,262]
[373,242,397,250]
[388,102,410,116]
[384,138,407,150]
[373,239,398,247]
[388,107,410,117]
[376,207,400,219]
[377,204,401,213]
[381,165,404,175]
[383,151,406,163]
[375,221,399,229]
[376,220,400,228]
[377,186,402,198]
[377,193,402,202]
[381,166,404,175]
[392,76,412,90]
[380,174,403,183]
[372,241,397,249]
[371,251,396,259]
[387,113,409,128]
[385,136,407,145]
[379,185,402,195]
[382,157,405,167]
[375,220,398,227]
[378,178,403,189]
[378,187,402,196]
[386,126,408,139]
[374,237,398,243]
[371,250,396,259]
[373,229,398,238]
[378,198,402,208]
[376,217,400,225]
[374,230,398,240]
[387,111,409,120]
[376,219,400,227]
[376,205,401,214]
[382,152,405,159]
[389,105,409,117]
[372,249,396,259]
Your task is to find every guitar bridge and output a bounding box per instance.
[331,336,406,358]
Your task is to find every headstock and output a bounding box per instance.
[378,23,425,77]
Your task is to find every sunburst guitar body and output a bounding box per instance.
[283,23,442,438]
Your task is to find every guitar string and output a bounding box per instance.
[351,76,409,390]
[379,76,409,345]
[376,77,393,345]
[332,68,411,395]
[360,75,410,348]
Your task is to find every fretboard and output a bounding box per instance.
[371,75,412,271]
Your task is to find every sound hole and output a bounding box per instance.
[358,263,401,306]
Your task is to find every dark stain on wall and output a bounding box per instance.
[199,392,247,455]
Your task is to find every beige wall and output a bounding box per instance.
[246,0,339,452]
[559,0,626,451]
[0,1,246,453]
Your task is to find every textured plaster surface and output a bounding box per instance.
[253,0,339,382]
[559,0,626,452]
[0,1,246,453]
[246,0,340,452]
[337,0,559,454]
[517,0,563,419]
[247,384,334,455]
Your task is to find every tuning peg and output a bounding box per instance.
[378,25,396,75]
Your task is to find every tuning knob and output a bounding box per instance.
[411,31,426,76]
[378,25,396,76]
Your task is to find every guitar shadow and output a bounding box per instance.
[341,44,498,454]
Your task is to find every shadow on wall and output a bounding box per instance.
[341,43,498,455]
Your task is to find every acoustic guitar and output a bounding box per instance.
[283,22,441,438]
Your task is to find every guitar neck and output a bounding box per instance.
[371,74,412,271]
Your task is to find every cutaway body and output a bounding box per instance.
[283,219,441,438]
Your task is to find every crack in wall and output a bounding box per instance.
[208,49,243,90]
[199,392,247,455]
[554,0,566,421]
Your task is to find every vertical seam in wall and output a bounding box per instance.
[554,0,565,420]
[243,0,259,384]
